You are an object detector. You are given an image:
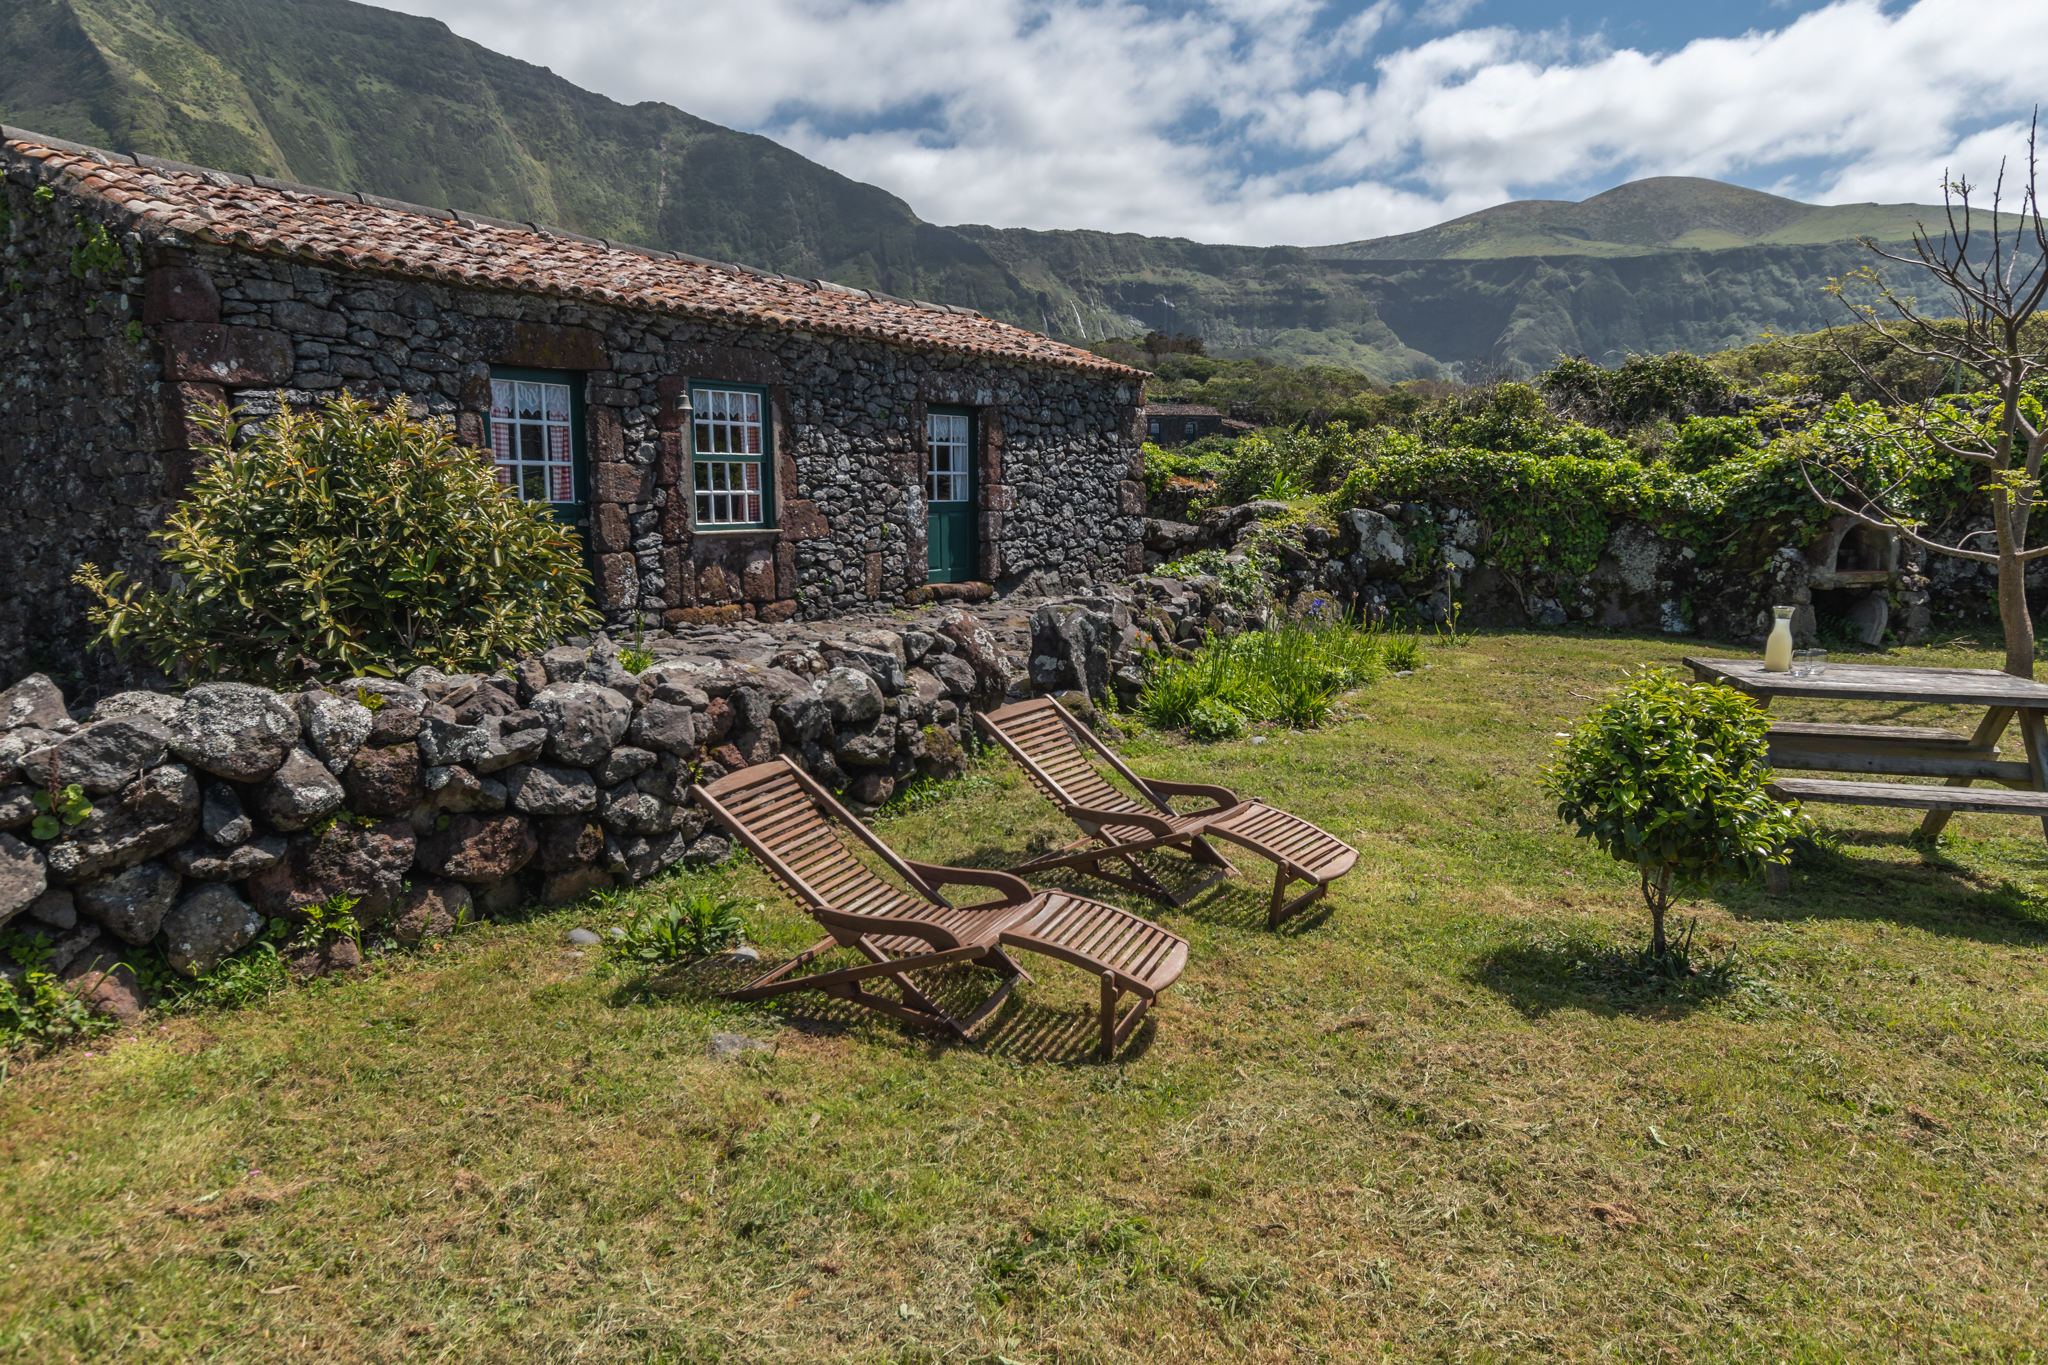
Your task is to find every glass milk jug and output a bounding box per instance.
[1763,605,1796,672]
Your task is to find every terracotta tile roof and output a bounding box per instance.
[1,129,1142,380]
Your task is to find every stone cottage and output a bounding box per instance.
[0,127,1149,692]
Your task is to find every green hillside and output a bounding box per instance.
[0,0,1989,376]
[1314,176,1953,261]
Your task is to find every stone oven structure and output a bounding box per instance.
[0,128,1149,693]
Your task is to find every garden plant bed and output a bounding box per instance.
[2,629,2044,1361]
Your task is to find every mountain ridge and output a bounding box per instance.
[0,0,1975,375]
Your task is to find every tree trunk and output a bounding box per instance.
[1646,867,1671,958]
[1996,515,2036,678]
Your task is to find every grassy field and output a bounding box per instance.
[3,628,2046,1364]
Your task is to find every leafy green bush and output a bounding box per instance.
[1188,698,1246,741]
[1153,549,1275,613]
[612,891,751,965]
[1543,670,1805,959]
[76,393,603,684]
[1139,618,1392,733]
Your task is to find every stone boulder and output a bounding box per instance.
[820,668,883,728]
[201,782,252,848]
[248,820,415,924]
[169,833,285,881]
[0,832,47,927]
[58,937,147,1021]
[771,691,831,744]
[0,675,69,731]
[75,860,182,945]
[296,691,375,774]
[88,691,186,725]
[0,727,63,782]
[540,644,588,684]
[1343,507,1410,579]
[341,745,427,817]
[924,654,978,699]
[824,641,906,695]
[0,786,33,831]
[529,682,633,766]
[834,716,897,767]
[594,746,656,786]
[600,783,682,837]
[25,887,75,929]
[535,815,605,872]
[416,713,546,774]
[250,745,347,832]
[167,683,301,781]
[45,764,202,884]
[392,880,472,947]
[415,813,537,883]
[933,609,1013,702]
[505,764,598,815]
[17,716,173,795]
[161,883,264,976]
[423,765,507,815]
[626,699,701,756]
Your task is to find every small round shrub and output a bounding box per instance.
[77,393,602,684]
[1188,698,1247,742]
[1543,668,1804,958]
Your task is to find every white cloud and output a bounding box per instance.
[381,0,2048,246]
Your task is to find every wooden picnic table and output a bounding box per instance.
[1683,656,2048,840]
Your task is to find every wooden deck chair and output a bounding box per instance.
[976,697,1359,929]
[689,758,1188,1058]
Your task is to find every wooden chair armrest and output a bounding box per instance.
[813,906,965,951]
[1062,803,1175,836]
[1139,778,1241,808]
[903,861,1035,908]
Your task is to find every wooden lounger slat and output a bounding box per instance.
[976,697,1357,929]
[691,758,1187,1057]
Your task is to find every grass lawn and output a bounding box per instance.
[3,628,2046,1363]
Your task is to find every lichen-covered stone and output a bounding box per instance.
[0,832,48,928]
[45,764,202,884]
[201,782,253,848]
[505,764,599,815]
[167,683,301,781]
[17,717,173,796]
[530,683,633,765]
[75,860,182,945]
[0,675,69,732]
[161,883,263,976]
[169,833,286,881]
[250,745,348,831]
[297,691,376,774]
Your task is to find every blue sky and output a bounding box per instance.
[384,0,2047,246]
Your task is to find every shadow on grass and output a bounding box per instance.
[618,953,1156,1064]
[1464,935,1742,1020]
[1723,831,2048,946]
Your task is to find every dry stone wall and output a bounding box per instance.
[0,608,1080,1014]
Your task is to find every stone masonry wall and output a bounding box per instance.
[0,159,1147,696]
[0,608,1040,1016]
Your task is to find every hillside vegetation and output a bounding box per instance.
[0,0,1971,373]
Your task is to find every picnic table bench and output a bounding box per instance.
[1682,656,2048,840]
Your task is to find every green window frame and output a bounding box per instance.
[692,383,772,529]
[488,366,588,525]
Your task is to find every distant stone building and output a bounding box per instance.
[1142,403,1251,447]
[0,127,1149,691]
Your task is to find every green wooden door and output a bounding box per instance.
[925,407,977,583]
